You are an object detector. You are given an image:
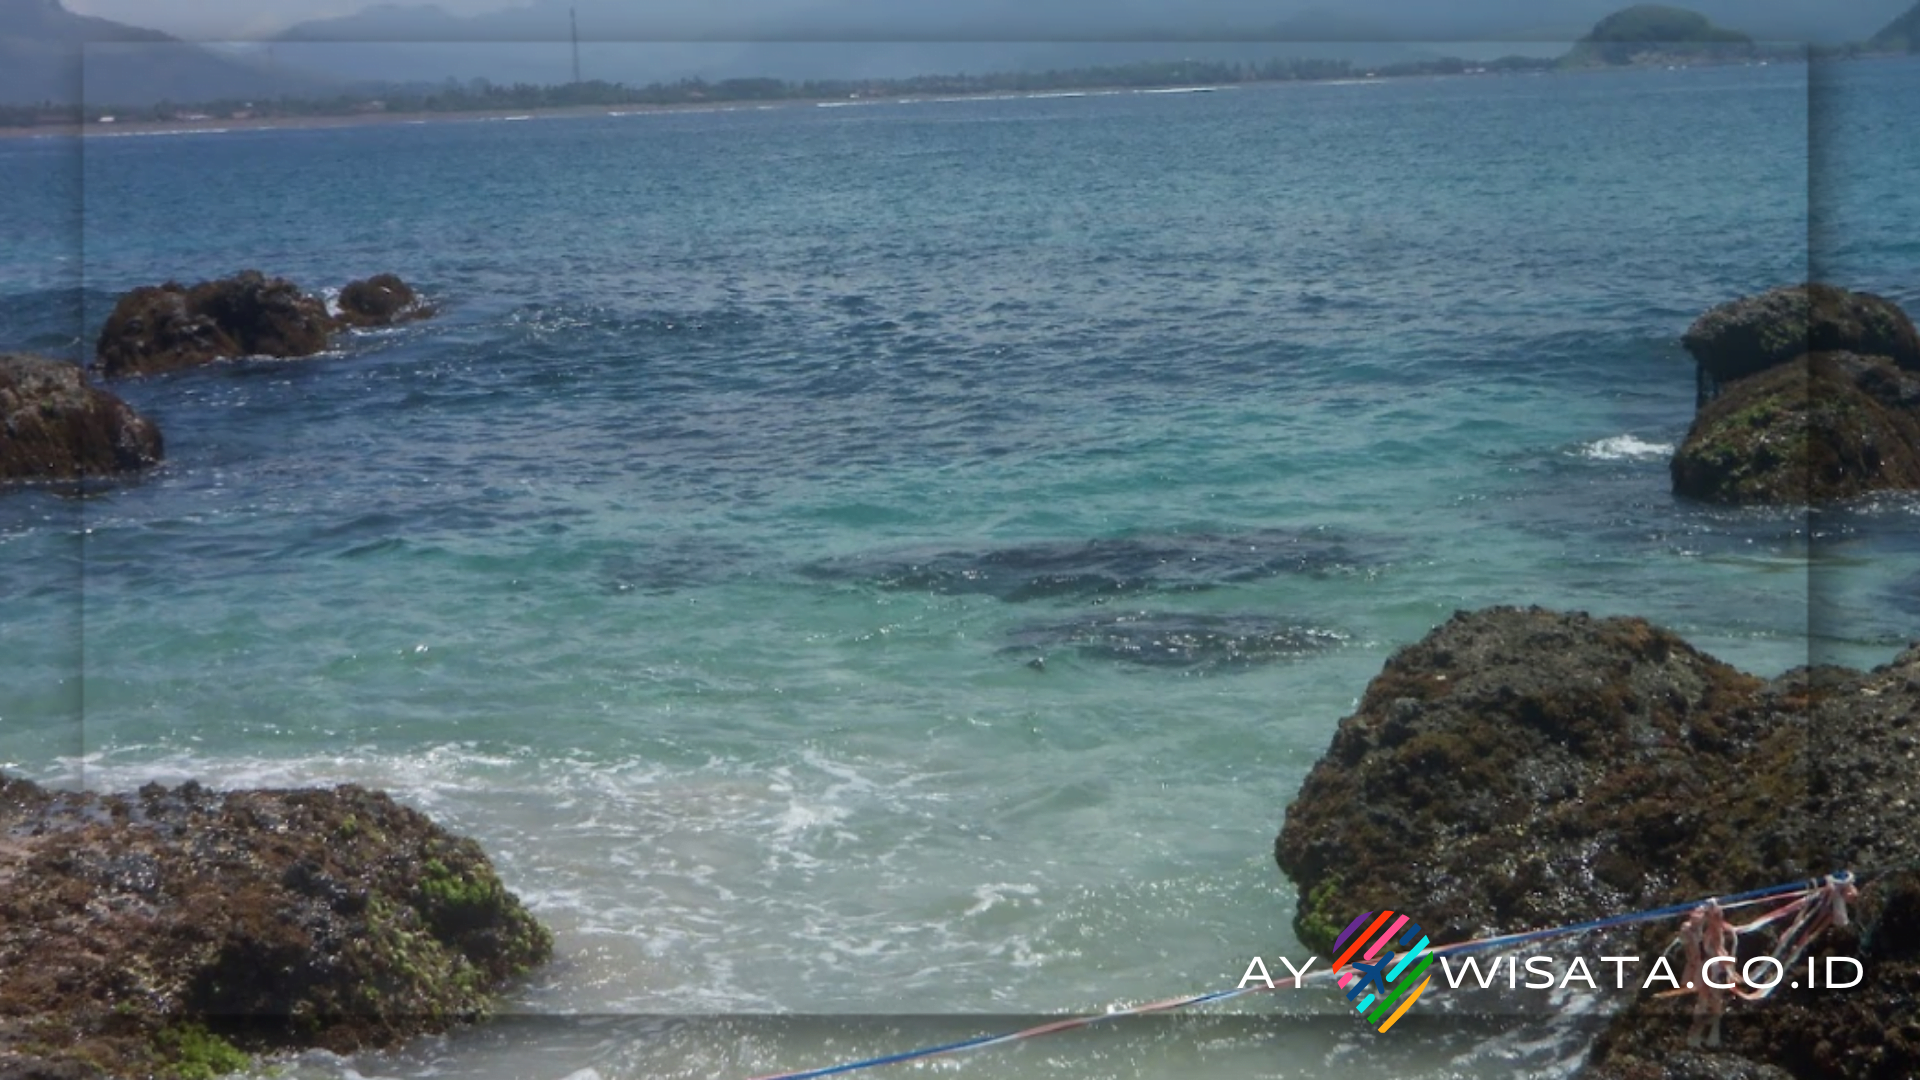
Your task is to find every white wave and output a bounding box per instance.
[94,127,232,139]
[1576,434,1672,462]
[965,881,1041,916]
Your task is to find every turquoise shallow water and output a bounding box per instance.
[2,55,1917,1080]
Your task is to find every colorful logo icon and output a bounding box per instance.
[1332,910,1433,1033]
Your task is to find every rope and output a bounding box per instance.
[744,871,1857,1080]
[1660,871,1858,1048]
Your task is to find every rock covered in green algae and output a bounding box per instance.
[1682,284,1920,398]
[1670,352,1920,505]
[1275,607,1777,952]
[0,354,162,482]
[0,776,552,1079]
[1582,651,1920,1080]
[1274,607,1920,1080]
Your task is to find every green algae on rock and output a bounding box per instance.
[0,354,163,482]
[1670,352,1920,505]
[1682,284,1920,407]
[0,777,552,1080]
[1274,607,1920,1079]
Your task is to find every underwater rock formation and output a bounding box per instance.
[804,528,1383,603]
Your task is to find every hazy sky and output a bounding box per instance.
[63,0,513,37]
[60,0,1910,42]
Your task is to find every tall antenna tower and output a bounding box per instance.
[570,7,582,84]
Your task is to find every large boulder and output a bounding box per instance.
[1584,652,1920,1079]
[1669,352,1920,505]
[0,353,162,481]
[0,776,552,1079]
[336,273,433,328]
[1682,284,1920,406]
[1275,607,1919,1079]
[1275,608,1777,952]
[95,271,339,377]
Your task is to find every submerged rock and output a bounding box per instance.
[1274,607,1918,1079]
[1003,611,1344,672]
[0,353,162,481]
[804,528,1381,602]
[1683,284,1920,406]
[1670,352,1920,505]
[0,775,552,1079]
[336,273,434,329]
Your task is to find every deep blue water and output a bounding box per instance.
[1,56,1915,1080]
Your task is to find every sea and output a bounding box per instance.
[1,54,1915,1080]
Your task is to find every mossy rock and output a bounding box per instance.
[95,271,339,377]
[0,354,163,482]
[1682,284,1920,401]
[0,779,553,1078]
[1670,352,1920,505]
[1276,609,1920,1079]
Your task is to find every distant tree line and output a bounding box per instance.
[0,46,1829,130]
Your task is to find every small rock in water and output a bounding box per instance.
[337,273,435,328]
[0,353,163,482]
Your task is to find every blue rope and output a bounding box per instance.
[747,871,1850,1080]
[762,1031,1010,1080]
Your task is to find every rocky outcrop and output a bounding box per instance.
[95,271,433,377]
[1671,285,1920,505]
[1275,607,1919,1080]
[1682,284,1920,405]
[336,273,434,328]
[1670,352,1920,505]
[0,775,552,1079]
[0,353,162,481]
[95,271,337,377]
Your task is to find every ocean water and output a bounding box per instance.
[1,55,1915,1080]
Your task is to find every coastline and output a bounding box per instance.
[0,51,1847,142]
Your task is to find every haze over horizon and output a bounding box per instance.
[58,0,1912,43]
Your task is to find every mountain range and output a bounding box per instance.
[0,0,320,104]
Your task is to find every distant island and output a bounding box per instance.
[0,3,1894,134]
[1871,0,1920,52]
[1563,4,1755,67]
